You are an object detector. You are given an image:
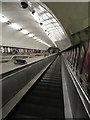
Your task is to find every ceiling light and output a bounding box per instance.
[0,14,9,23]
[9,23,22,30]
[20,29,29,34]
[53,41,57,47]
[42,14,49,20]
[32,12,40,23]
[58,27,64,34]
[52,18,57,23]
[46,13,52,18]
[33,36,37,39]
[28,33,34,37]
[39,5,45,12]
[45,24,54,28]
[36,39,51,47]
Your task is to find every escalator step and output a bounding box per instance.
[37,82,60,88]
[12,103,64,118]
[40,79,61,84]
[42,77,61,81]
[32,85,60,92]
[39,80,60,85]
[27,90,61,99]
[21,96,62,108]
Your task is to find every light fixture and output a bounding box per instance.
[39,5,45,12]
[52,41,57,47]
[36,39,51,47]
[20,29,29,34]
[46,24,54,28]
[28,33,34,37]
[58,27,64,35]
[9,23,22,30]
[46,12,52,18]
[0,14,9,23]
[52,18,57,23]
[33,36,37,39]
[42,13,49,20]
[32,12,40,23]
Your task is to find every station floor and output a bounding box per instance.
[0,55,45,74]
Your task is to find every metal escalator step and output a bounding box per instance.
[32,85,60,92]
[37,82,61,88]
[42,77,61,81]
[43,74,60,77]
[42,76,60,79]
[31,83,61,90]
[44,74,61,77]
[21,96,61,108]
[28,90,61,99]
[40,80,61,85]
[12,103,64,118]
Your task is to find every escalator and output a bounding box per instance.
[5,56,65,119]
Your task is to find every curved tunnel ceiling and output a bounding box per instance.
[1,2,53,50]
[44,2,88,45]
[0,1,76,51]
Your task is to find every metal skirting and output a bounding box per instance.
[61,60,73,118]
[62,56,90,118]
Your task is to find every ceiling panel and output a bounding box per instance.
[1,2,55,50]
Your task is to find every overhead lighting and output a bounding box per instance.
[45,24,54,28]
[28,33,34,37]
[42,13,49,20]
[58,27,64,35]
[33,36,37,39]
[36,39,42,42]
[20,29,29,34]
[0,14,9,23]
[46,12,52,18]
[36,39,51,47]
[53,41,57,47]
[39,5,45,12]
[32,12,40,23]
[9,23,22,30]
[52,18,57,23]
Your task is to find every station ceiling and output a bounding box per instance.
[1,2,53,50]
[1,1,88,51]
[44,2,88,45]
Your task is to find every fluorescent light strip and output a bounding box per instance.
[9,23,22,30]
[52,18,57,23]
[36,39,51,47]
[42,13,49,20]
[53,41,57,47]
[0,14,9,23]
[0,14,37,40]
[32,12,40,23]
[39,5,45,12]
[48,35,57,47]
[33,36,37,39]
[20,29,29,34]
[46,12,52,18]
[28,34,34,37]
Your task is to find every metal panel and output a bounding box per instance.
[62,57,89,118]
